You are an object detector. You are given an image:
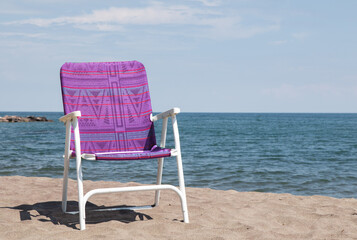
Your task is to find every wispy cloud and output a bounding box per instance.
[4,2,279,40]
[195,0,222,7]
[0,8,41,15]
[6,4,216,27]
[0,32,45,38]
[270,40,287,45]
[292,32,308,40]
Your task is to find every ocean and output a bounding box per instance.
[0,112,356,198]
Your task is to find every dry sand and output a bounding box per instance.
[1,176,357,239]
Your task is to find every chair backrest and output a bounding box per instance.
[60,61,157,154]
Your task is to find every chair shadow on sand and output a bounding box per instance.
[4,201,153,230]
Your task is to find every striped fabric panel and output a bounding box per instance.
[60,61,168,159]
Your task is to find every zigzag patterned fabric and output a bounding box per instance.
[60,61,171,160]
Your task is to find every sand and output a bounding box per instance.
[1,176,357,239]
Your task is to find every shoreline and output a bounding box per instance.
[1,176,357,239]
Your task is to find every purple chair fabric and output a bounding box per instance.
[60,61,171,160]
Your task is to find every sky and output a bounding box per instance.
[0,0,356,113]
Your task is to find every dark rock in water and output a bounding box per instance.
[0,115,53,122]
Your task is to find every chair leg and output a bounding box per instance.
[155,117,168,207]
[176,153,189,223]
[77,160,86,230]
[62,120,72,213]
[154,157,164,206]
[72,118,86,230]
[171,115,189,223]
[61,156,70,212]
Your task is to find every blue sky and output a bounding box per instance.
[0,0,356,112]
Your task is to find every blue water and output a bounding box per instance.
[0,112,356,198]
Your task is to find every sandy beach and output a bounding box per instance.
[1,176,357,239]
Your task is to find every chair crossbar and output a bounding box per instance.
[83,184,185,203]
[65,150,178,161]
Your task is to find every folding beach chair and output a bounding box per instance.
[59,61,189,230]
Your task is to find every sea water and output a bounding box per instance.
[0,112,356,198]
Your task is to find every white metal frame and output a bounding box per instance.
[59,108,189,230]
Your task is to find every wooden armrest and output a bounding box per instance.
[151,108,180,122]
[59,111,81,123]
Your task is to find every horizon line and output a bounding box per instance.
[1,110,357,114]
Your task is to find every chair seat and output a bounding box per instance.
[94,146,171,161]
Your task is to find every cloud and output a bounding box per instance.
[75,23,125,32]
[0,8,41,15]
[4,2,279,39]
[292,32,308,40]
[7,4,213,27]
[195,0,222,7]
[270,40,287,45]
[0,32,45,38]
